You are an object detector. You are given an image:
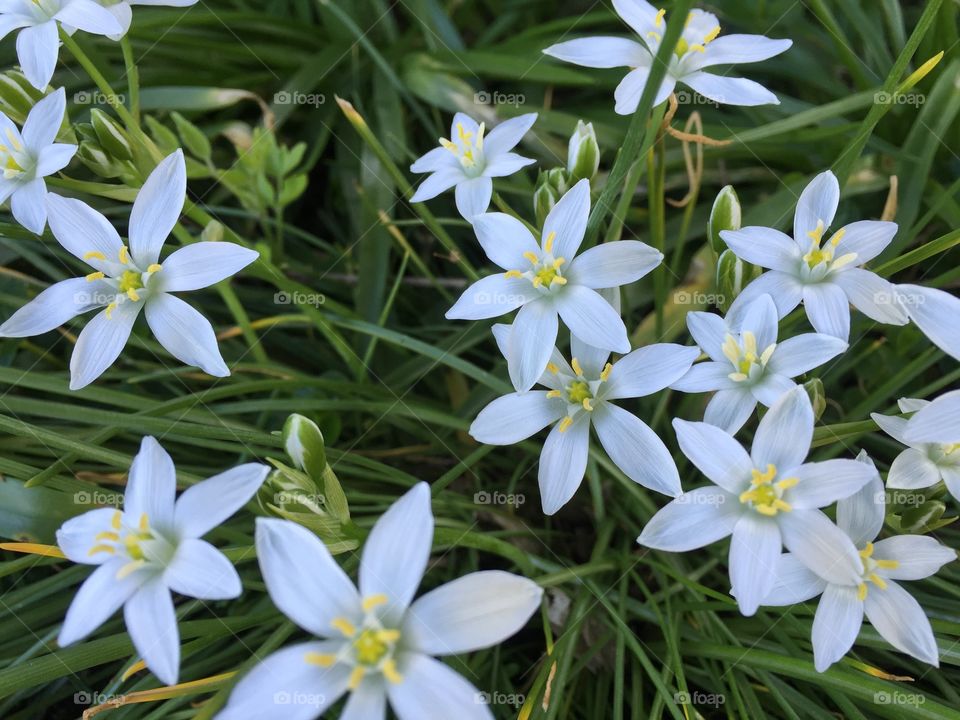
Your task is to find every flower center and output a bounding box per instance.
[739,464,797,516]
[118,270,144,294]
[503,231,568,291]
[82,246,163,317]
[856,542,900,600]
[646,8,721,59]
[546,357,612,432]
[440,121,485,175]
[722,331,775,383]
[802,220,857,272]
[87,510,174,578]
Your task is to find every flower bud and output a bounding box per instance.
[566,120,599,182]
[90,109,133,162]
[708,185,741,255]
[802,378,826,421]
[534,168,569,227]
[282,413,326,480]
[715,249,759,312]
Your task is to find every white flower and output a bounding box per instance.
[409,112,537,220]
[763,466,954,671]
[446,179,662,392]
[895,283,960,362]
[672,294,847,433]
[472,322,697,513]
[78,0,198,40]
[0,87,76,233]
[0,0,123,90]
[721,170,909,341]
[216,483,542,720]
[872,396,960,502]
[56,436,269,686]
[638,386,876,616]
[0,150,259,389]
[903,390,960,447]
[543,1,791,114]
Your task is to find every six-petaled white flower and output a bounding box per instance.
[56,436,269,686]
[638,386,876,616]
[543,1,791,114]
[0,149,259,389]
[409,112,537,220]
[672,294,847,433]
[763,462,954,671]
[446,179,662,392]
[0,0,122,90]
[721,170,909,341]
[471,322,698,513]
[0,87,76,233]
[217,483,542,720]
[903,390,960,447]
[895,283,960,362]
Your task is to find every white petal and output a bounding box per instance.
[836,473,884,548]
[605,343,699,399]
[403,570,542,655]
[543,37,649,68]
[491,322,572,387]
[46,194,123,271]
[58,558,148,646]
[144,293,229,377]
[410,146,454,173]
[897,284,960,362]
[778,509,862,586]
[726,271,804,322]
[794,171,840,247]
[719,227,800,272]
[158,242,259,292]
[681,72,779,106]
[833,220,897,265]
[614,66,670,115]
[174,463,269,538]
[670,362,736,393]
[483,151,535,178]
[129,150,186,267]
[729,513,780,616]
[686,311,727,361]
[872,535,956,581]
[611,0,659,37]
[886,448,942,490]
[164,538,241,600]
[693,35,792,69]
[125,577,179,685]
[802,282,851,340]
[454,176,492,220]
[340,682,387,720]
[704,388,758,434]
[17,20,58,90]
[594,404,680,496]
[255,517,360,636]
[871,412,911,445]
[472,213,539,271]
[0,15,31,43]
[751,386,812,471]
[544,179,590,260]
[863,581,939,666]
[812,584,863,672]
[11,178,47,233]
[482,112,538,156]
[750,374,796,407]
[833,269,908,325]
[766,333,847,378]
[788,459,876,510]
[470,392,563,445]
[69,302,141,390]
[449,113,479,139]
[763,553,826,606]
[565,240,661,289]
[570,333,611,377]
[538,414,590,514]
[56,507,121,565]
[0,277,109,337]
[359,483,432,618]
[388,653,493,720]
[125,436,177,530]
[904,390,960,444]
[217,642,350,720]
[445,274,537,321]
[23,87,64,148]
[409,167,462,202]
[672,418,752,494]
[637,487,741,551]
[35,142,76,175]
[54,0,124,35]
[735,293,780,349]
[556,285,629,353]
[508,299,559,392]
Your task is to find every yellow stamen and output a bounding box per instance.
[332,618,357,637]
[600,363,612,382]
[440,138,458,154]
[876,559,900,570]
[94,531,119,542]
[558,416,573,433]
[111,511,122,530]
[829,227,846,247]
[868,573,888,590]
[304,652,337,667]
[126,288,140,302]
[522,251,539,265]
[146,263,162,273]
[88,544,115,557]
[571,358,583,376]
[654,8,665,26]
[582,398,593,411]
[85,271,105,282]
[504,270,524,279]
[544,230,556,254]
[776,477,799,490]
[857,583,868,601]
[84,250,106,261]
[118,246,129,264]
[546,390,562,399]
[105,302,117,319]
[382,659,403,684]
[806,219,825,245]
[362,594,388,612]
[704,26,721,43]
[546,362,559,374]
[859,542,875,559]
[347,666,365,690]
[552,276,567,285]
[138,513,149,532]
[378,629,401,643]
[116,559,146,579]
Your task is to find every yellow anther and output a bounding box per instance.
[116,559,146,580]
[332,617,356,637]
[751,464,778,485]
[675,37,689,55]
[571,358,583,376]
[85,271,105,282]
[654,8,665,26]
[105,302,117,319]
[504,270,524,279]
[728,372,749,383]
[876,559,900,570]
[647,30,662,41]
[773,499,792,512]
[546,362,559,374]
[829,227,846,247]
[456,122,472,142]
[382,659,403,684]
[552,257,565,269]
[552,276,567,285]
[704,26,721,43]
[476,122,485,149]
[857,583,868,601]
[378,629,401,643]
[558,416,573,433]
[138,513,149,532]
[582,398,593,411]
[146,263,162,273]
[84,250,106,261]
[440,138,458,154]
[868,573,888,590]
[806,219,825,245]
[126,288,140,302]
[689,44,706,53]
[532,276,543,289]
[776,477,799,490]
[600,363,612,382]
[304,652,337,667]
[522,251,539,265]
[544,230,556,254]
[546,390,562,399]
[347,666,365,690]
[362,594,388,612]
[87,544,116,557]
[859,542,875,559]
[111,511,122,530]
[118,246,129,264]
[754,504,778,517]
[94,531,119,542]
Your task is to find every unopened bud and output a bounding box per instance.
[566,120,599,182]
[708,185,741,255]
[282,413,326,480]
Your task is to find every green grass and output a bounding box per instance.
[0,0,957,718]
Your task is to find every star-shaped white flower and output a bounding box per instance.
[721,170,909,341]
[0,87,76,233]
[217,483,542,720]
[409,112,537,220]
[872,397,960,503]
[0,150,259,389]
[638,386,876,616]
[472,321,698,513]
[902,390,960,446]
[672,294,847,433]
[543,1,791,114]
[0,0,122,90]
[56,436,269,686]
[446,179,662,392]
[763,464,954,671]
[894,283,960,362]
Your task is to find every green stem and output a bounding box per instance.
[119,36,140,125]
[648,138,666,337]
[59,32,137,131]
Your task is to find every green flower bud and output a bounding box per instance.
[708,185,741,255]
[715,249,759,312]
[566,120,599,182]
[802,378,826,421]
[534,168,569,227]
[282,413,326,480]
[90,109,133,162]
